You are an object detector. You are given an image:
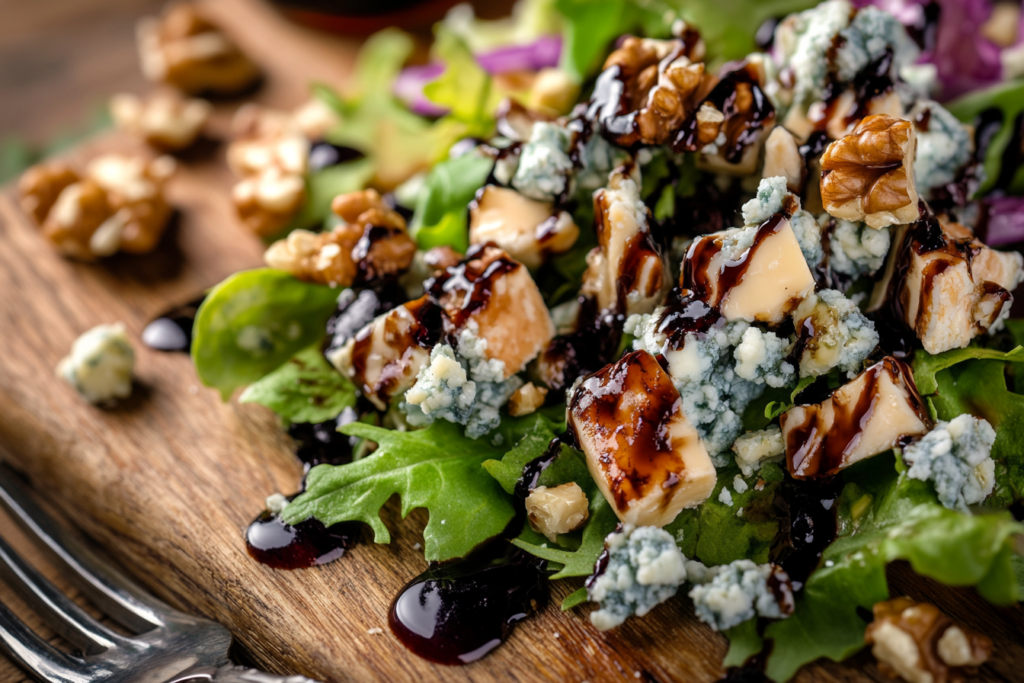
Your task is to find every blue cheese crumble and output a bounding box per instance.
[903,415,997,512]
[910,101,974,196]
[733,327,796,388]
[403,324,522,438]
[743,177,822,266]
[511,121,574,201]
[834,6,919,85]
[688,560,793,631]
[56,323,135,404]
[791,289,878,377]
[774,0,854,109]
[588,525,688,631]
[827,217,891,278]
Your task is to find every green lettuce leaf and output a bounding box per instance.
[279,160,375,237]
[561,586,589,611]
[424,27,503,138]
[763,453,1023,681]
[192,269,341,400]
[723,619,764,667]
[512,494,619,580]
[671,0,818,64]
[283,420,516,562]
[666,463,784,566]
[482,416,590,494]
[239,345,356,424]
[911,345,1024,395]
[930,360,1024,509]
[409,150,494,251]
[947,81,1024,195]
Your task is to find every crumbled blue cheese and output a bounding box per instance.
[733,326,796,388]
[827,217,891,278]
[688,560,792,631]
[265,493,289,514]
[791,289,879,377]
[573,124,631,195]
[632,312,764,464]
[718,488,734,507]
[834,6,919,85]
[774,0,855,108]
[903,414,997,512]
[511,122,574,201]
[732,475,749,494]
[791,210,824,267]
[741,176,789,227]
[911,101,973,195]
[56,323,135,404]
[732,427,785,477]
[588,525,688,631]
[403,332,522,438]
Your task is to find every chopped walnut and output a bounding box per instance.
[232,169,306,237]
[18,161,80,226]
[508,382,549,417]
[865,597,992,683]
[820,115,920,230]
[592,36,706,147]
[110,91,211,151]
[762,126,805,194]
[136,3,259,95]
[22,154,174,259]
[264,189,415,286]
[525,483,589,542]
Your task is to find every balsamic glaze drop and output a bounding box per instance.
[288,406,363,471]
[141,295,206,352]
[770,474,843,587]
[388,545,548,666]
[245,509,360,570]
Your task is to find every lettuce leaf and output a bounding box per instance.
[763,453,1023,681]
[666,463,784,566]
[191,269,341,400]
[423,27,504,139]
[911,344,1024,395]
[512,494,619,579]
[930,360,1024,509]
[280,160,374,236]
[239,345,356,424]
[947,81,1024,195]
[283,419,519,562]
[409,150,493,251]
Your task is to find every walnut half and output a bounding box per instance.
[525,483,589,542]
[264,189,415,287]
[865,597,992,683]
[110,92,211,151]
[820,114,920,230]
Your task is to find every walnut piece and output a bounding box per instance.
[865,597,992,683]
[762,126,805,194]
[264,189,415,287]
[21,155,174,260]
[592,36,706,147]
[525,483,589,542]
[820,115,920,230]
[136,3,259,95]
[508,382,549,417]
[110,91,211,151]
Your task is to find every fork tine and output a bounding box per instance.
[0,464,169,634]
[0,532,124,656]
[0,599,89,683]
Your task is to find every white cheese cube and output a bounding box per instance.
[469,185,579,268]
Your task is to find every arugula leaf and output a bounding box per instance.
[561,586,589,611]
[192,269,341,400]
[666,464,784,566]
[742,385,791,432]
[930,360,1024,509]
[947,81,1024,195]
[283,420,517,562]
[409,151,493,251]
[763,453,1024,681]
[483,416,585,494]
[512,494,619,579]
[671,0,818,64]
[239,345,356,424]
[911,345,1024,395]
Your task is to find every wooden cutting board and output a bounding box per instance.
[1,1,1023,681]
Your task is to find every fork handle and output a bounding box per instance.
[170,663,323,683]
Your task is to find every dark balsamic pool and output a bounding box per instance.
[388,545,548,665]
[245,508,360,570]
[141,295,207,352]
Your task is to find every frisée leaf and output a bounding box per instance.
[239,345,356,424]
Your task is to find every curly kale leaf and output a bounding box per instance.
[762,452,1023,682]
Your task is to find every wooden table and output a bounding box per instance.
[0,2,1022,682]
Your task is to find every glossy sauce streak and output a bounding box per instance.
[246,508,359,570]
[568,351,686,510]
[426,244,518,328]
[770,474,844,586]
[308,141,364,173]
[389,546,547,666]
[141,295,206,352]
[539,296,623,393]
[655,288,726,347]
[287,407,363,471]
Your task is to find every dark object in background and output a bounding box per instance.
[271,0,461,32]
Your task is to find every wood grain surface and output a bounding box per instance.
[0,1,1022,682]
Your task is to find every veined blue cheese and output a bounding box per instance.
[903,414,997,512]
[57,323,135,404]
[688,559,794,631]
[511,121,574,201]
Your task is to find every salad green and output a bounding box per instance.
[191,0,1024,678]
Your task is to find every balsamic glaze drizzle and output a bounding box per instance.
[245,508,360,570]
[141,295,207,352]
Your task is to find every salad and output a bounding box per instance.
[178,0,1024,680]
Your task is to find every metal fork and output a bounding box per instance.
[0,463,319,683]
